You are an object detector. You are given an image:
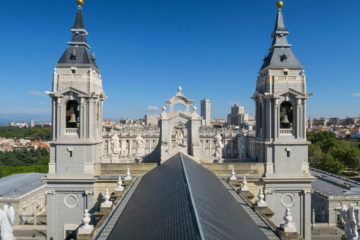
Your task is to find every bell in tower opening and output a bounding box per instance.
[66,100,79,128]
[280,101,293,129]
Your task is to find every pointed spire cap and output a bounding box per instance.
[72,5,85,30]
[57,0,98,70]
[272,8,288,36]
[259,1,302,71]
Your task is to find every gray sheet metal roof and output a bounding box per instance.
[57,5,98,70]
[260,8,302,71]
[311,169,360,197]
[108,153,269,240]
[0,173,46,198]
[72,5,85,29]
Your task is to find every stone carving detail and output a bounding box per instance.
[101,189,112,208]
[256,188,267,207]
[135,134,145,156]
[111,133,120,155]
[230,168,237,181]
[0,204,14,240]
[45,190,56,195]
[241,176,249,191]
[281,208,297,233]
[85,190,94,196]
[125,168,132,181]
[175,127,184,146]
[214,133,223,160]
[115,176,124,192]
[341,204,359,240]
[78,209,94,235]
[281,193,295,208]
[64,194,78,208]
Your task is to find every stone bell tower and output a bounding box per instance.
[251,2,314,239]
[44,1,106,239]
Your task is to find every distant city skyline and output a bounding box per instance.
[1,0,359,121]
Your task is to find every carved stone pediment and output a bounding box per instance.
[54,87,88,98]
[275,88,311,99]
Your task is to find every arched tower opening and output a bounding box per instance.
[280,101,293,129]
[66,100,79,129]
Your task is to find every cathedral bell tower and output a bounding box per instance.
[44,1,106,239]
[252,2,314,239]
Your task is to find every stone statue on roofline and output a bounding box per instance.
[135,133,145,156]
[0,204,15,240]
[214,133,223,161]
[111,133,121,155]
[175,128,184,146]
[341,204,358,240]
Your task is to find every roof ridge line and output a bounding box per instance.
[179,153,205,240]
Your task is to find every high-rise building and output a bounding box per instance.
[44,2,106,239]
[251,4,314,239]
[144,114,160,126]
[200,98,211,126]
[227,104,244,126]
[30,119,35,128]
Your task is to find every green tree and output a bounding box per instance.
[307,131,337,152]
[308,144,323,168]
[320,153,344,174]
[0,126,51,140]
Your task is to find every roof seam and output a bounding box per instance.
[179,153,205,240]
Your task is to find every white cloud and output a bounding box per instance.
[28,91,46,96]
[146,106,159,111]
[353,93,360,97]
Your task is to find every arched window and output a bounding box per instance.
[66,100,79,128]
[280,101,293,129]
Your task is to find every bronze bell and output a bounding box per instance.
[281,114,290,124]
[68,113,77,123]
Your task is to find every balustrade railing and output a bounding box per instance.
[65,128,78,135]
[280,128,293,135]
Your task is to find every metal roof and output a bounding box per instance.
[0,173,46,198]
[57,5,98,70]
[311,169,360,197]
[108,153,269,240]
[260,8,302,71]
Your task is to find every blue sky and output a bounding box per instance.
[0,0,360,122]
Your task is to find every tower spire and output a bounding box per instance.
[260,1,301,71]
[68,5,89,48]
[273,8,287,32]
[57,0,98,70]
[72,5,85,29]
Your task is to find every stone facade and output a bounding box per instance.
[0,173,46,226]
[249,7,314,240]
[44,3,314,240]
[311,169,360,228]
[102,89,245,164]
[44,5,105,240]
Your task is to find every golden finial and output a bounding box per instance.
[77,0,84,5]
[276,1,284,9]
